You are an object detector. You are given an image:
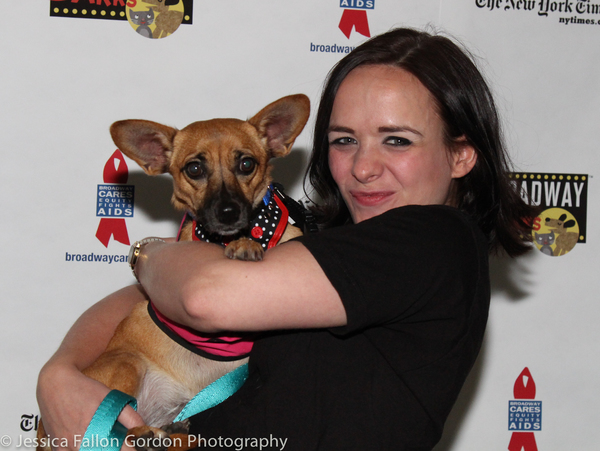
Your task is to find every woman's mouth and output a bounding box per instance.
[350,191,394,207]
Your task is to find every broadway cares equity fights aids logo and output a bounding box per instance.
[510,172,588,257]
[49,0,193,39]
[310,1,373,54]
[96,150,133,247]
[338,0,373,39]
[476,0,600,27]
[508,368,542,451]
[64,150,133,265]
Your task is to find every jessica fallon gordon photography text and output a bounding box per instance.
[3,434,289,451]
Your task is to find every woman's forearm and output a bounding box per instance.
[137,240,347,333]
[36,285,148,448]
[135,240,226,331]
[43,284,148,371]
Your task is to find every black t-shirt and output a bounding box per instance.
[189,205,490,451]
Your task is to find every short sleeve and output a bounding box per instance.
[296,205,487,335]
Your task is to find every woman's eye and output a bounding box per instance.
[239,157,256,174]
[385,136,412,147]
[184,161,204,179]
[330,137,357,146]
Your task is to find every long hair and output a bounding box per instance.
[305,28,537,257]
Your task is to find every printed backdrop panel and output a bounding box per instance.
[435,1,599,450]
[0,1,597,450]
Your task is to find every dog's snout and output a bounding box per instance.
[217,201,242,225]
[200,184,251,234]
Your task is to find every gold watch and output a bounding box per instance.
[128,238,165,281]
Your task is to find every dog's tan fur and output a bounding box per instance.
[37,95,310,450]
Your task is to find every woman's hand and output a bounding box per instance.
[36,285,149,450]
[36,361,144,451]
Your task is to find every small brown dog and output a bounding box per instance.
[37,94,310,450]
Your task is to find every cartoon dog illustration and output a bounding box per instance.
[545,214,578,256]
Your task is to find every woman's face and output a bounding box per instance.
[327,64,476,223]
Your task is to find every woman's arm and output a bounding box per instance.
[137,240,348,333]
[36,285,147,450]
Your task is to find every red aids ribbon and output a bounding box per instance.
[508,432,538,451]
[103,149,128,184]
[95,150,131,247]
[514,367,536,400]
[338,9,370,39]
[508,367,538,451]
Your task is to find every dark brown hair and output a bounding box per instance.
[305,28,536,257]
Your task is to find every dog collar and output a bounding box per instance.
[148,302,253,361]
[161,186,290,361]
[190,184,289,249]
[163,184,304,360]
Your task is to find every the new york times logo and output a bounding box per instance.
[20,414,39,432]
[476,0,600,17]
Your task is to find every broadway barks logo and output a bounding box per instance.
[508,367,541,451]
[510,172,588,257]
[49,0,193,39]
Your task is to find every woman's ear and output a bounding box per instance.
[450,138,478,179]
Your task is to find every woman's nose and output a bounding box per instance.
[351,145,383,183]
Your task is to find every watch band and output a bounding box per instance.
[128,237,165,281]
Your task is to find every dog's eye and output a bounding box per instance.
[239,157,256,174]
[184,162,204,179]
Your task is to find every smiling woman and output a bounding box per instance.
[308,29,535,258]
[37,28,538,451]
[327,65,477,223]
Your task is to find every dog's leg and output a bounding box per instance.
[82,350,146,397]
[280,224,303,243]
[84,354,197,451]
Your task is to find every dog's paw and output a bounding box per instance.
[126,426,197,451]
[225,238,264,261]
[126,430,198,451]
[126,426,175,451]
[161,419,190,435]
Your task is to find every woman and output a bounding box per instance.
[38,28,536,450]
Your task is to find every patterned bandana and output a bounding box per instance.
[151,184,291,361]
[190,184,289,250]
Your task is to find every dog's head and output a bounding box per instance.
[110,94,310,235]
[545,214,576,233]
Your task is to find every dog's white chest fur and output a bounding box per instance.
[137,350,248,426]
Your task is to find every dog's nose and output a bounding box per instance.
[217,202,241,225]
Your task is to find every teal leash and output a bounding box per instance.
[174,363,249,421]
[80,390,137,451]
[80,363,249,450]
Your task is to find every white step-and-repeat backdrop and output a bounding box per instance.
[1,1,597,450]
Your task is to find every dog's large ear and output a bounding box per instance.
[248,94,310,159]
[110,120,178,175]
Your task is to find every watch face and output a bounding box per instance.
[128,242,141,269]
